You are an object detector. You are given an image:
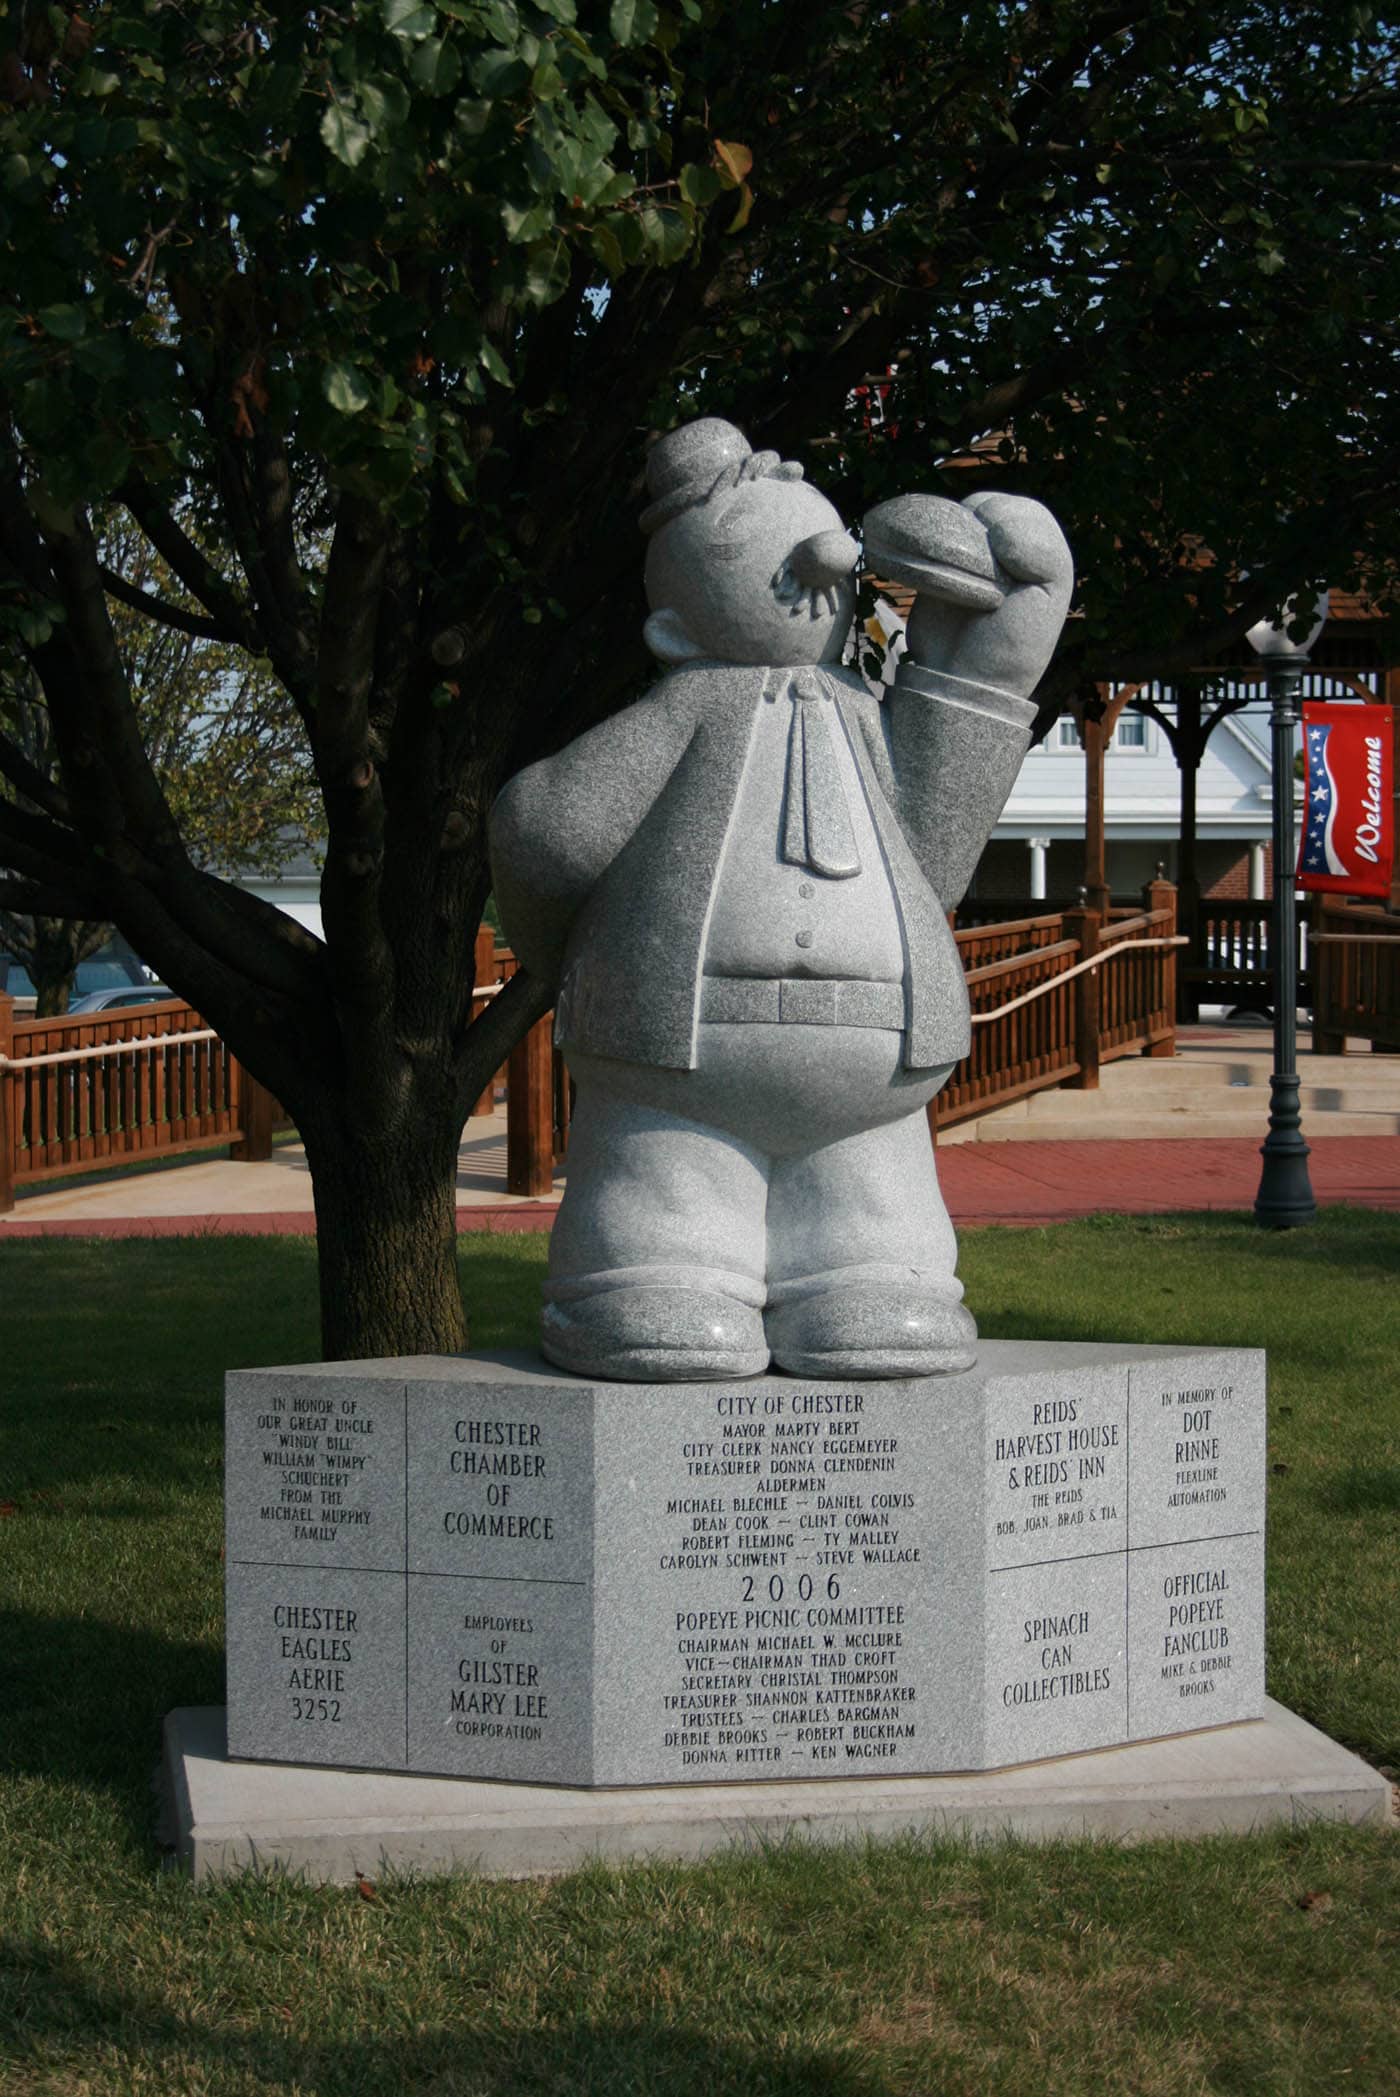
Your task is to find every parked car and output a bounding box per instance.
[1,947,156,1012]
[67,985,175,1015]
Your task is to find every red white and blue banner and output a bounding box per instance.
[1298,702,1394,899]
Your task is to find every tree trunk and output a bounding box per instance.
[34,971,75,1018]
[32,920,79,1016]
[301,1103,470,1362]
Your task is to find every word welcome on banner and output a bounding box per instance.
[1298,702,1394,900]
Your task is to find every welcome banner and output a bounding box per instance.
[1298,702,1394,899]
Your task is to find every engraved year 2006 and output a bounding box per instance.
[741,1572,843,1604]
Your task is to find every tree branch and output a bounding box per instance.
[451,963,554,1114]
[97,564,242,644]
[30,512,183,854]
[119,472,261,646]
[0,730,70,821]
[314,494,396,1029]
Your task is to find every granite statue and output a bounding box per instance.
[490,419,1073,1382]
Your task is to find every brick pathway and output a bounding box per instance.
[1,1136,1395,1240]
[933,1134,1400,1227]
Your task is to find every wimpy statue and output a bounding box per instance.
[491,419,1072,1382]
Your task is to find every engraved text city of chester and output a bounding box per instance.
[661,1390,920,1772]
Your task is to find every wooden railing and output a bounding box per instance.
[934,935,1080,1124]
[1312,900,1400,1053]
[1096,905,1179,1063]
[1179,898,1310,1020]
[0,993,277,1211]
[2,885,1182,1210]
[953,912,1069,970]
[932,880,1178,1133]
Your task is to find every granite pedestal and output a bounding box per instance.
[163,1701,1394,1884]
[224,1341,1267,1787]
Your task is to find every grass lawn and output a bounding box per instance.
[1,1211,1397,2096]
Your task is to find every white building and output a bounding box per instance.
[868,592,1389,908]
[978,694,1274,905]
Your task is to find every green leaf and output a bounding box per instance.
[410,38,463,96]
[357,77,412,134]
[323,361,373,413]
[321,104,373,169]
[82,434,132,494]
[609,0,658,47]
[639,204,690,266]
[600,208,645,264]
[522,239,570,305]
[384,0,437,37]
[679,162,723,207]
[36,304,86,342]
[727,181,754,234]
[590,220,626,276]
[712,139,753,188]
[501,198,555,243]
[479,341,513,386]
[471,48,531,95]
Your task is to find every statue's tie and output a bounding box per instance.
[782,670,862,879]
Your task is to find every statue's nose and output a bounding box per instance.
[789,529,860,589]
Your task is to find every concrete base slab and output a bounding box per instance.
[164,1701,1392,1884]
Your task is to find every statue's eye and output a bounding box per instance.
[708,493,757,552]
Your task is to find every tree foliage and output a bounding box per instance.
[1,0,1397,1350]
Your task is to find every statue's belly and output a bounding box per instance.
[568,1027,951,1156]
[702,691,905,982]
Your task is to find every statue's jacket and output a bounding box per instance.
[489,659,1035,1075]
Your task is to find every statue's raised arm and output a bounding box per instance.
[863,490,1074,909]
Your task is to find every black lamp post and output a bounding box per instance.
[1245,595,1327,1228]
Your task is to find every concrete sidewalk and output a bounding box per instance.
[2,1105,1397,1237]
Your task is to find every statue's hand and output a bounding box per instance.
[900,493,1073,701]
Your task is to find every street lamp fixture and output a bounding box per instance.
[1244,593,1328,1228]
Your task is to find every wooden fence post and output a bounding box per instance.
[1141,869,1178,1058]
[231,1060,275,1162]
[507,1014,555,1196]
[0,992,14,1212]
[1062,894,1101,1090]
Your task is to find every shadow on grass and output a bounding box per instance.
[1313,1465,1400,1515]
[1044,1205,1400,1281]
[0,1608,220,1842]
[0,1933,882,2097]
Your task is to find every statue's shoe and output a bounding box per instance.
[541,1286,769,1382]
[765,1285,977,1379]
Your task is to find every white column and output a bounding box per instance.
[1028,836,1051,901]
[1249,841,1267,899]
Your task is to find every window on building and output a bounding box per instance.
[1053,712,1150,751]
